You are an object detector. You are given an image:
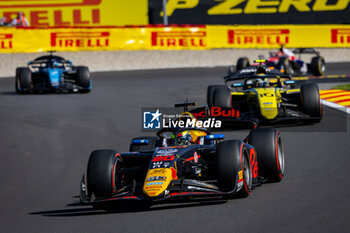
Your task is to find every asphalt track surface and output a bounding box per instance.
[0,63,349,233]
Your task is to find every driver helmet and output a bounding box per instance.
[254,78,269,88]
[52,61,59,68]
[176,130,193,146]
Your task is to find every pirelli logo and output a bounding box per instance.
[151,31,206,47]
[51,31,109,48]
[228,29,290,45]
[331,29,350,44]
[0,0,101,8]
[0,33,13,49]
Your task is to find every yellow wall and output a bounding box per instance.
[0,0,148,27]
[1,25,350,53]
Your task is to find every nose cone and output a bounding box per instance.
[143,168,173,197]
[48,69,60,89]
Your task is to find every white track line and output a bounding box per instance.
[321,99,350,115]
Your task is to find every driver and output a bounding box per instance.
[254,78,269,88]
[176,131,193,145]
[176,130,207,145]
[47,60,60,68]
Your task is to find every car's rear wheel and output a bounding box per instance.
[87,150,123,209]
[310,56,325,76]
[236,57,250,71]
[217,140,252,196]
[76,66,91,90]
[16,67,31,93]
[207,85,226,108]
[248,128,285,182]
[208,86,232,108]
[300,83,322,122]
[129,136,160,152]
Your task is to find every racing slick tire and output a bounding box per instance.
[236,57,250,71]
[248,128,285,182]
[76,66,91,90]
[211,86,232,108]
[86,150,123,209]
[16,67,31,93]
[310,56,325,76]
[129,136,160,152]
[207,85,226,108]
[217,140,252,197]
[300,83,322,122]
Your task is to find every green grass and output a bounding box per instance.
[331,83,350,91]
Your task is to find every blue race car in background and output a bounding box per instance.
[15,52,91,93]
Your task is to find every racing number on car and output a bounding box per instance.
[249,149,258,179]
[152,155,175,162]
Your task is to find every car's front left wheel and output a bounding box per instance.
[76,66,91,91]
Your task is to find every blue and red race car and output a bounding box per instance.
[79,127,285,210]
[15,52,91,93]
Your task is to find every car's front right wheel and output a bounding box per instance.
[86,150,123,209]
[300,83,322,122]
[216,140,252,196]
[15,67,32,94]
[248,128,285,182]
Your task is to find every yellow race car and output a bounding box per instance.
[206,60,323,127]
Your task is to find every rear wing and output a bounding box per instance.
[223,62,292,91]
[292,48,320,56]
[224,66,291,88]
[174,99,197,112]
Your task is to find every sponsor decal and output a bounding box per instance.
[147,176,167,182]
[193,151,199,163]
[208,0,350,15]
[160,0,350,17]
[239,170,243,180]
[240,68,257,73]
[228,29,290,45]
[157,148,178,154]
[192,107,240,119]
[151,161,171,169]
[331,29,350,44]
[152,155,175,162]
[146,182,164,186]
[249,148,258,179]
[147,169,168,175]
[1,1,102,27]
[0,0,102,8]
[151,31,206,48]
[50,31,110,48]
[0,33,13,49]
[145,186,163,189]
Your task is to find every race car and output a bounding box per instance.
[205,60,323,128]
[15,52,91,93]
[233,47,325,76]
[79,127,285,210]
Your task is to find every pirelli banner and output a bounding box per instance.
[149,0,350,25]
[1,25,350,52]
[0,0,147,27]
